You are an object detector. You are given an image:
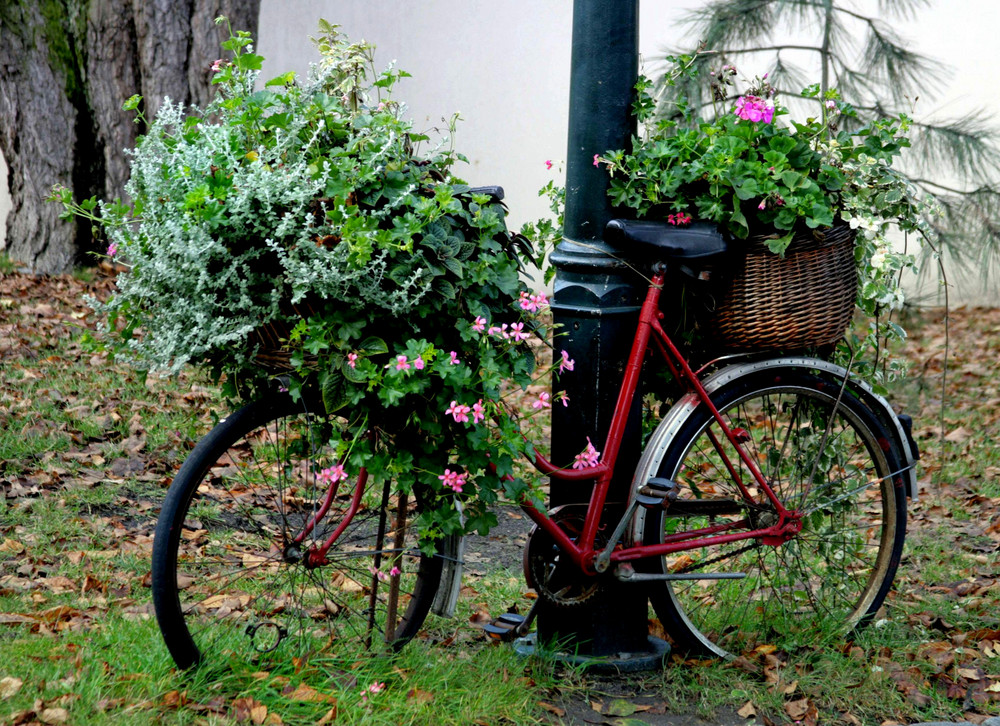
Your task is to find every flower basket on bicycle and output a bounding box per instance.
[706,222,857,351]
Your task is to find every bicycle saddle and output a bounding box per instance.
[463,185,504,201]
[604,219,729,262]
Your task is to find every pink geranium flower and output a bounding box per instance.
[572,437,601,469]
[472,316,487,333]
[734,95,775,124]
[395,355,410,371]
[472,400,486,424]
[438,468,467,493]
[446,400,471,423]
[532,392,551,410]
[558,350,575,374]
[317,464,348,485]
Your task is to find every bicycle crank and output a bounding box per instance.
[523,504,605,607]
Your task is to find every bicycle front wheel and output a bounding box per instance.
[639,370,907,658]
[151,392,442,670]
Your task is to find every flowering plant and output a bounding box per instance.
[52,22,563,544]
[600,55,932,385]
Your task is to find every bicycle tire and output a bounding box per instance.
[151,391,443,670]
[637,369,907,659]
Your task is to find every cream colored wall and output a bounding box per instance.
[2,1,998,304]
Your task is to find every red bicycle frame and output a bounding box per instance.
[519,265,802,576]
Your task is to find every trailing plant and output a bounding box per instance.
[51,20,565,546]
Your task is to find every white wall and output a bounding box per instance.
[3,0,999,304]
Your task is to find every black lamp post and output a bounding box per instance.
[529,0,668,669]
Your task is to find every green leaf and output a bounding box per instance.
[764,232,794,256]
[341,359,367,383]
[265,71,296,87]
[320,369,348,413]
[358,336,388,354]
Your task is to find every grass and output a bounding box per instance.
[2,269,1000,724]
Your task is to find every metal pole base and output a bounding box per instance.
[512,632,670,675]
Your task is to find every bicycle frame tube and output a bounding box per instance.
[523,268,799,574]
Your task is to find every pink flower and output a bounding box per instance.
[509,322,530,342]
[395,355,411,371]
[519,291,550,314]
[210,59,224,72]
[446,400,471,423]
[593,154,600,167]
[472,400,486,424]
[572,437,601,469]
[487,325,503,337]
[558,350,575,374]
[758,200,767,211]
[438,468,467,493]
[347,352,358,368]
[317,464,348,485]
[556,391,570,407]
[389,566,401,576]
[361,681,385,702]
[734,95,775,124]
[370,566,389,582]
[533,392,551,410]
[667,212,692,226]
[413,357,425,370]
[449,351,460,365]
[545,159,553,170]
[825,99,837,111]
[472,316,487,333]
[107,242,118,257]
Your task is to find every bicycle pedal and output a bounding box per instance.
[636,477,679,509]
[481,612,526,642]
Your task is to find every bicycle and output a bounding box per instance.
[151,203,919,668]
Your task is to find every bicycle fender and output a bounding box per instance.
[629,356,919,546]
[430,531,465,618]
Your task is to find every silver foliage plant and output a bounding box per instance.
[59,23,460,373]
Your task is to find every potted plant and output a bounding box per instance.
[52,21,559,546]
[598,56,930,378]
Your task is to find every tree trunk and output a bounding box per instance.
[0,0,261,273]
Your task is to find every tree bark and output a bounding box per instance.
[0,0,261,273]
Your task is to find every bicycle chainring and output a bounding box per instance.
[523,504,606,608]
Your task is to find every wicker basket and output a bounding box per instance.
[707,223,857,351]
[247,302,319,371]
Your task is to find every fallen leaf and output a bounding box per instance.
[406,688,434,705]
[784,698,810,719]
[39,707,69,724]
[285,683,336,704]
[537,701,565,717]
[737,700,757,718]
[0,676,23,700]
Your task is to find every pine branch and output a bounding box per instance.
[906,114,1000,184]
[860,19,945,104]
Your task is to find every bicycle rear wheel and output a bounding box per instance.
[638,370,907,658]
[151,392,442,670]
